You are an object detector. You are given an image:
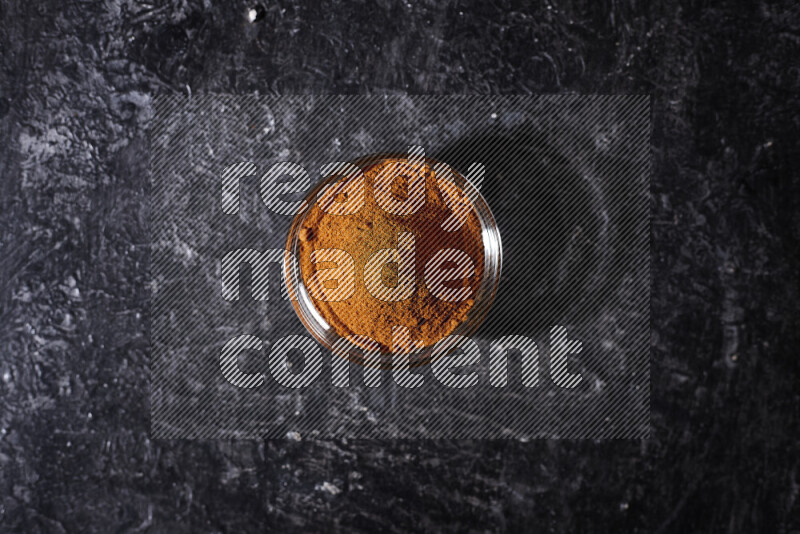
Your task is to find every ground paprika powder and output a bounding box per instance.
[292,154,486,353]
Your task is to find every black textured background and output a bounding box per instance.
[0,0,798,532]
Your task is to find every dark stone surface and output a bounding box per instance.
[0,0,797,532]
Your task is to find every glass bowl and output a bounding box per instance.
[283,153,502,368]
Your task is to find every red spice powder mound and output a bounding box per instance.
[295,156,485,352]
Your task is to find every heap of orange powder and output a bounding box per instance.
[294,155,485,353]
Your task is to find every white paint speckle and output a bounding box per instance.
[316,481,341,495]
